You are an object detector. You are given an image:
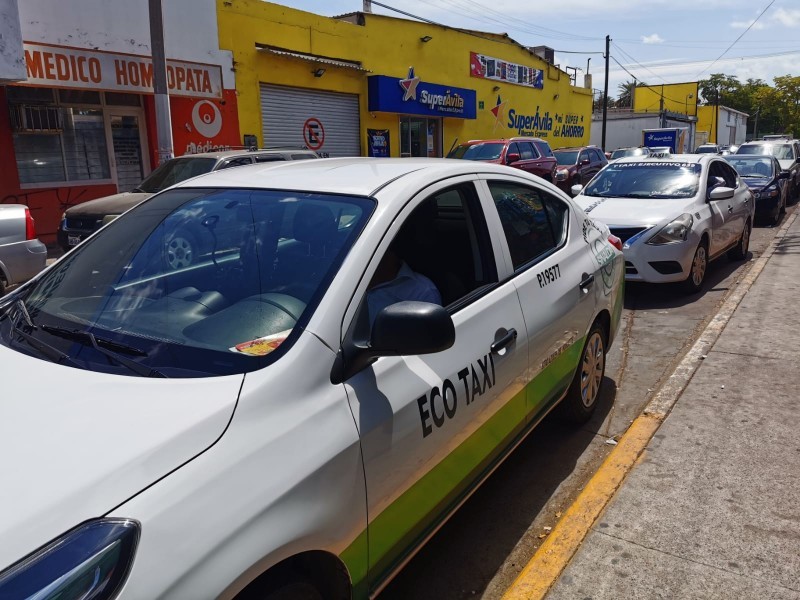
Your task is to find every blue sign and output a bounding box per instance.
[368,69,476,119]
[644,130,679,152]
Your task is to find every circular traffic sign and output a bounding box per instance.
[303,118,325,150]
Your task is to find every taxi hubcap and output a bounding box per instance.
[581,332,604,407]
[692,246,707,286]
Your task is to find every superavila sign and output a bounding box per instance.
[22,42,223,99]
[368,70,477,119]
[507,107,585,139]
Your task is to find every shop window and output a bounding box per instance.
[106,92,142,107]
[58,90,102,105]
[9,86,111,185]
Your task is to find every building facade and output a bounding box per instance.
[216,0,592,161]
[696,105,749,147]
[0,0,240,243]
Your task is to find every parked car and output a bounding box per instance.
[609,147,650,162]
[695,144,722,154]
[57,148,319,254]
[0,205,47,297]
[553,146,608,194]
[0,158,623,600]
[725,155,789,226]
[447,137,558,182]
[735,140,800,201]
[572,153,754,294]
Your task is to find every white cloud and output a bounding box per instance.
[641,33,664,44]
[730,19,766,29]
[770,8,800,27]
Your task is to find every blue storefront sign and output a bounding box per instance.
[368,68,476,119]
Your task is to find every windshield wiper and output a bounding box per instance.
[10,301,82,368]
[40,325,166,378]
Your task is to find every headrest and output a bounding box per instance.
[294,204,337,244]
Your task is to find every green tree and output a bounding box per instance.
[698,74,741,107]
[615,79,639,108]
[771,75,800,136]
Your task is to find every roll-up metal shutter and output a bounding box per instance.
[260,84,361,157]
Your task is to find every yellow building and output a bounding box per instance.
[633,82,699,117]
[216,0,592,159]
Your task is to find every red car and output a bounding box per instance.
[447,137,558,182]
[553,145,608,194]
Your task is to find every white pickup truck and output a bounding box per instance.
[0,205,47,296]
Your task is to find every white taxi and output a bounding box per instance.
[0,158,623,600]
[572,154,754,293]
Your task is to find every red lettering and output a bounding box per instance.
[185,68,197,92]
[43,52,56,79]
[55,53,70,81]
[175,66,186,90]
[139,62,153,89]
[76,56,89,83]
[115,59,128,86]
[24,50,44,79]
[201,71,211,93]
[88,58,101,83]
[127,62,140,86]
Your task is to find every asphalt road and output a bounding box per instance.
[378,205,796,600]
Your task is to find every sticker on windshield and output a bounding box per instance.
[615,162,700,170]
[231,329,292,356]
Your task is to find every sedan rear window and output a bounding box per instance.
[136,158,218,193]
[737,144,795,160]
[1,189,373,377]
[583,162,702,199]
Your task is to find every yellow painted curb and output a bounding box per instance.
[501,414,663,600]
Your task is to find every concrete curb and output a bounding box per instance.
[501,212,798,600]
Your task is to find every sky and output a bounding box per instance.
[271,0,800,102]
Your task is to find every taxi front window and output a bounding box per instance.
[583,163,702,199]
[2,189,372,377]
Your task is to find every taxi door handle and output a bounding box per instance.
[579,273,595,292]
[491,328,517,354]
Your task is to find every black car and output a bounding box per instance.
[725,155,789,226]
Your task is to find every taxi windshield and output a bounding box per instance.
[1,189,372,377]
[583,162,702,199]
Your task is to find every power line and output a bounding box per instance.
[613,43,672,85]
[695,0,776,78]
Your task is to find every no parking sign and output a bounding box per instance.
[303,118,325,150]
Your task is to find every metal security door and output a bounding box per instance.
[108,111,148,192]
[260,84,361,157]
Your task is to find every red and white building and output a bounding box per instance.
[0,0,240,244]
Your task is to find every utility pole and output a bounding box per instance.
[149,0,173,165]
[601,35,610,152]
[753,108,760,140]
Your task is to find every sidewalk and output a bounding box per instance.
[543,215,800,598]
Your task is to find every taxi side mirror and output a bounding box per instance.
[331,301,455,383]
[571,184,584,196]
[708,186,735,201]
[371,302,455,355]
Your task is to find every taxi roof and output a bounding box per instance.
[173,157,520,197]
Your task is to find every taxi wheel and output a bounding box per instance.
[727,219,751,261]
[683,240,708,294]
[561,322,606,423]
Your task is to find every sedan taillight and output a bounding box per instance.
[608,234,623,251]
[24,208,36,241]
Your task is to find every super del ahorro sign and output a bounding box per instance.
[368,68,477,119]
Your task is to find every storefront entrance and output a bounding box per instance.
[400,116,441,157]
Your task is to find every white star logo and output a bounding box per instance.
[399,67,421,101]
